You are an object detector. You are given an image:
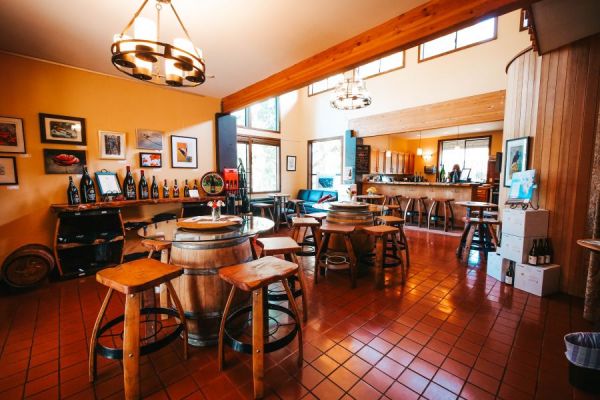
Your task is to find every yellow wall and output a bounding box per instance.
[0,53,221,262]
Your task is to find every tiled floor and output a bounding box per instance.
[0,228,597,400]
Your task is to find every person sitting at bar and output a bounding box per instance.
[449,164,461,183]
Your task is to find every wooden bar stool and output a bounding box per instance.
[256,236,308,322]
[427,198,455,231]
[89,259,188,400]
[252,202,275,220]
[384,195,402,216]
[306,212,328,223]
[363,225,401,289]
[140,239,171,315]
[314,222,357,288]
[403,196,428,227]
[376,215,410,272]
[461,217,501,263]
[287,199,307,216]
[291,216,321,257]
[218,256,303,399]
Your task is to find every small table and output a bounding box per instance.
[268,193,291,231]
[356,194,385,204]
[576,239,600,321]
[455,201,498,258]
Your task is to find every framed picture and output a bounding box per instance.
[99,131,126,159]
[170,135,197,168]
[95,171,122,196]
[0,116,26,153]
[39,113,86,145]
[201,172,225,195]
[0,156,18,185]
[286,155,296,171]
[43,149,86,174]
[504,137,530,187]
[139,152,162,168]
[136,129,163,150]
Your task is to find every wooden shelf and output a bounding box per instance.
[50,196,224,212]
[56,236,124,250]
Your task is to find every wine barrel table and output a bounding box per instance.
[138,216,274,346]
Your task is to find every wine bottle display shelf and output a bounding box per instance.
[56,235,125,250]
[51,196,224,212]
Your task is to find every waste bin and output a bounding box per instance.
[564,332,600,394]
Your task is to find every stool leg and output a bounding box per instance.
[88,288,113,382]
[443,203,449,232]
[165,281,188,360]
[343,234,357,288]
[123,293,141,400]
[488,224,499,248]
[218,286,237,371]
[281,279,303,367]
[448,203,455,230]
[159,248,170,320]
[252,288,265,399]
[462,225,476,263]
[427,201,436,230]
[291,253,308,323]
[249,236,259,260]
[375,236,384,290]
[314,233,330,284]
[310,226,321,250]
[404,199,412,223]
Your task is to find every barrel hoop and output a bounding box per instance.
[172,237,249,250]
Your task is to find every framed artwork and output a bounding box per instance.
[0,116,26,153]
[504,137,530,187]
[170,135,197,168]
[95,171,122,196]
[39,113,86,145]
[286,155,296,171]
[43,149,86,174]
[139,152,162,168]
[99,131,126,159]
[136,129,163,150]
[0,156,18,185]
[201,172,225,195]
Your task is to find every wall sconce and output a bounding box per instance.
[423,152,433,162]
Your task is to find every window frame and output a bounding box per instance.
[237,135,281,194]
[307,136,344,189]
[436,135,492,182]
[232,97,281,133]
[519,9,529,31]
[418,17,498,63]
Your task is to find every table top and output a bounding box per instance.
[313,202,387,214]
[454,201,498,208]
[577,239,600,252]
[268,193,290,198]
[356,194,385,199]
[138,216,274,242]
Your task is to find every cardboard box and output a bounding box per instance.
[502,208,549,237]
[487,250,510,282]
[514,263,560,296]
[501,233,546,263]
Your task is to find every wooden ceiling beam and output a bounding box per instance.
[221,0,536,112]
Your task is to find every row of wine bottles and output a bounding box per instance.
[527,238,553,266]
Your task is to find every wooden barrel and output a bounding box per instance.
[1,244,55,288]
[170,237,252,347]
[326,209,374,258]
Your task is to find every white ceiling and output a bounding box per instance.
[0,0,428,98]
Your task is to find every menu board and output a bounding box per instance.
[356,144,371,174]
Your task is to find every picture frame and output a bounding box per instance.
[139,152,162,168]
[286,155,296,171]
[136,129,163,150]
[43,149,87,174]
[504,137,530,187]
[99,130,126,159]
[0,116,26,153]
[170,135,198,168]
[201,172,225,195]
[0,156,18,185]
[39,113,86,145]
[95,171,123,196]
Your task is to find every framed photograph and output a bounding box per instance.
[504,137,530,187]
[136,129,163,150]
[43,149,86,174]
[0,116,26,153]
[286,155,296,171]
[95,171,122,196]
[139,152,162,168]
[99,131,126,159]
[0,156,18,185]
[39,113,86,145]
[170,135,197,168]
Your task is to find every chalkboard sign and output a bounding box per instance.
[356,144,371,174]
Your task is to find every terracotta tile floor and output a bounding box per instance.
[0,228,597,399]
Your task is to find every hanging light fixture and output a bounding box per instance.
[111,0,205,87]
[454,127,461,151]
[416,131,423,156]
[330,70,372,110]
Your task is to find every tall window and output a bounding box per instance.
[232,97,280,132]
[419,18,497,61]
[237,136,280,193]
[308,138,343,189]
[438,136,490,183]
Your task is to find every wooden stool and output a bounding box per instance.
[403,196,428,227]
[291,216,321,257]
[89,259,188,400]
[314,222,357,288]
[363,225,401,289]
[306,212,328,223]
[427,198,455,231]
[256,236,308,322]
[376,215,410,272]
[218,256,303,399]
[252,202,275,220]
[384,195,402,216]
[287,199,307,216]
[140,239,171,315]
[461,217,501,263]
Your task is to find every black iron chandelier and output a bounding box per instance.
[330,70,372,110]
[111,0,205,87]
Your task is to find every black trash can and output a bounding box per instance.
[564,332,600,394]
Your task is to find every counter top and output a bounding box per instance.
[363,181,479,187]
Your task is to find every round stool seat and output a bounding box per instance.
[306,212,328,222]
[253,202,272,208]
[376,215,404,225]
[363,225,399,236]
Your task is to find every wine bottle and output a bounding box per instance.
[162,179,169,198]
[184,179,190,197]
[545,239,553,264]
[505,262,514,286]
[528,240,538,265]
[173,179,180,198]
[138,170,149,200]
[79,165,96,204]
[538,239,547,265]
[439,164,445,183]
[150,176,159,199]
[67,176,80,205]
[193,179,199,190]
[123,166,137,200]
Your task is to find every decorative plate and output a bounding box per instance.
[201,172,225,195]
[176,215,242,230]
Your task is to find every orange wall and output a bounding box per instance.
[0,53,221,262]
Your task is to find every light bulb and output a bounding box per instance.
[416,147,423,156]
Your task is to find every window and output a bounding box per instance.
[438,136,490,183]
[520,9,529,31]
[230,97,280,132]
[419,18,497,61]
[308,137,343,189]
[237,136,280,193]
[308,74,344,96]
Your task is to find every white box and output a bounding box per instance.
[501,233,546,263]
[502,208,549,237]
[487,250,510,282]
[514,263,560,296]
